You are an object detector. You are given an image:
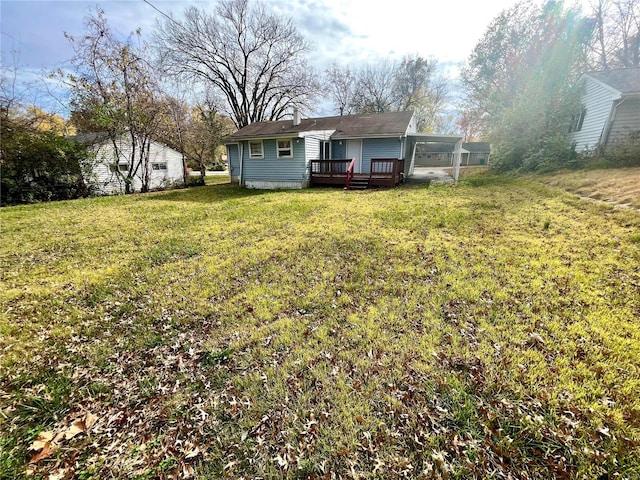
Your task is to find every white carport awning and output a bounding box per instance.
[406,133,464,181]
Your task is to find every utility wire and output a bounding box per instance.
[142,0,180,26]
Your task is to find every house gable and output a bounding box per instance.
[569,68,640,153]
[568,75,621,152]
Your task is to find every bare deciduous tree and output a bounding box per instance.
[588,0,640,69]
[64,9,168,194]
[324,62,357,116]
[325,55,449,132]
[351,60,397,114]
[155,0,319,128]
[392,55,449,132]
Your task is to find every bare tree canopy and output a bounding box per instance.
[324,61,357,116]
[588,0,640,69]
[325,55,449,132]
[155,0,319,128]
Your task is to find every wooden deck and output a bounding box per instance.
[310,159,404,189]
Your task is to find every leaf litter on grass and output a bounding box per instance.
[1,177,639,479]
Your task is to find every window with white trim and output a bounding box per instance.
[249,141,264,158]
[277,139,293,158]
[152,162,167,170]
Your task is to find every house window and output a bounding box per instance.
[111,163,129,172]
[569,108,586,133]
[277,139,293,158]
[249,141,263,158]
[320,141,331,159]
[152,162,167,170]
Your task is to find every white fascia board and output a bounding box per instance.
[239,134,305,142]
[298,130,336,138]
[331,134,406,140]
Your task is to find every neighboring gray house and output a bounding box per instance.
[415,142,491,167]
[223,111,465,189]
[568,67,640,153]
[76,133,185,194]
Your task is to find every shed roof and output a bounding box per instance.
[421,142,491,153]
[224,111,414,142]
[587,67,640,95]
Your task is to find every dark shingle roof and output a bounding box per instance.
[423,142,491,153]
[70,132,112,145]
[464,142,491,153]
[224,111,414,141]
[588,67,640,95]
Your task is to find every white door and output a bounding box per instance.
[346,140,362,173]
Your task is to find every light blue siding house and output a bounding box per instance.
[224,111,417,189]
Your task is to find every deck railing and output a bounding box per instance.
[369,158,404,187]
[310,158,404,187]
[310,159,352,186]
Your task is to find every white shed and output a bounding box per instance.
[77,134,185,194]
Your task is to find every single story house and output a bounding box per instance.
[75,133,185,194]
[414,142,491,167]
[568,67,640,153]
[223,111,465,189]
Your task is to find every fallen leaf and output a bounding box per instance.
[84,412,98,431]
[355,415,364,424]
[52,431,66,444]
[182,463,195,477]
[30,431,54,451]
[528,332,545,346]
[48,467,74,480]
[184,445,201,459]
[65,420,85,440]
[29,441,57,464]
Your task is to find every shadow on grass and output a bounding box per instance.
[150,182,367,203]
[148,183,267,203]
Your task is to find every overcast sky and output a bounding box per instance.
[1,0,590,113]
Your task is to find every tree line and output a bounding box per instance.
[460,0,639,171]
[2,0,638,204]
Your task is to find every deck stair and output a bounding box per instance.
[348,177,370,190]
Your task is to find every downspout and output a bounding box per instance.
[239,142,244,186]
[600,95,625,150]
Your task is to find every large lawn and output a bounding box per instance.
[1,174,639,479]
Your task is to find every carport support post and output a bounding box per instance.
[452,139,462,181]
[409,141,417,177]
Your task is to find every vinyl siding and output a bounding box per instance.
[608,97,640,145]
[305,136,320,160]
[569,77,620,152]
[361,138,403,174]
[241,138,307,183]
[88,139,184,194]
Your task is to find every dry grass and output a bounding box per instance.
[1,175,639,479]
[536,167,640,209]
